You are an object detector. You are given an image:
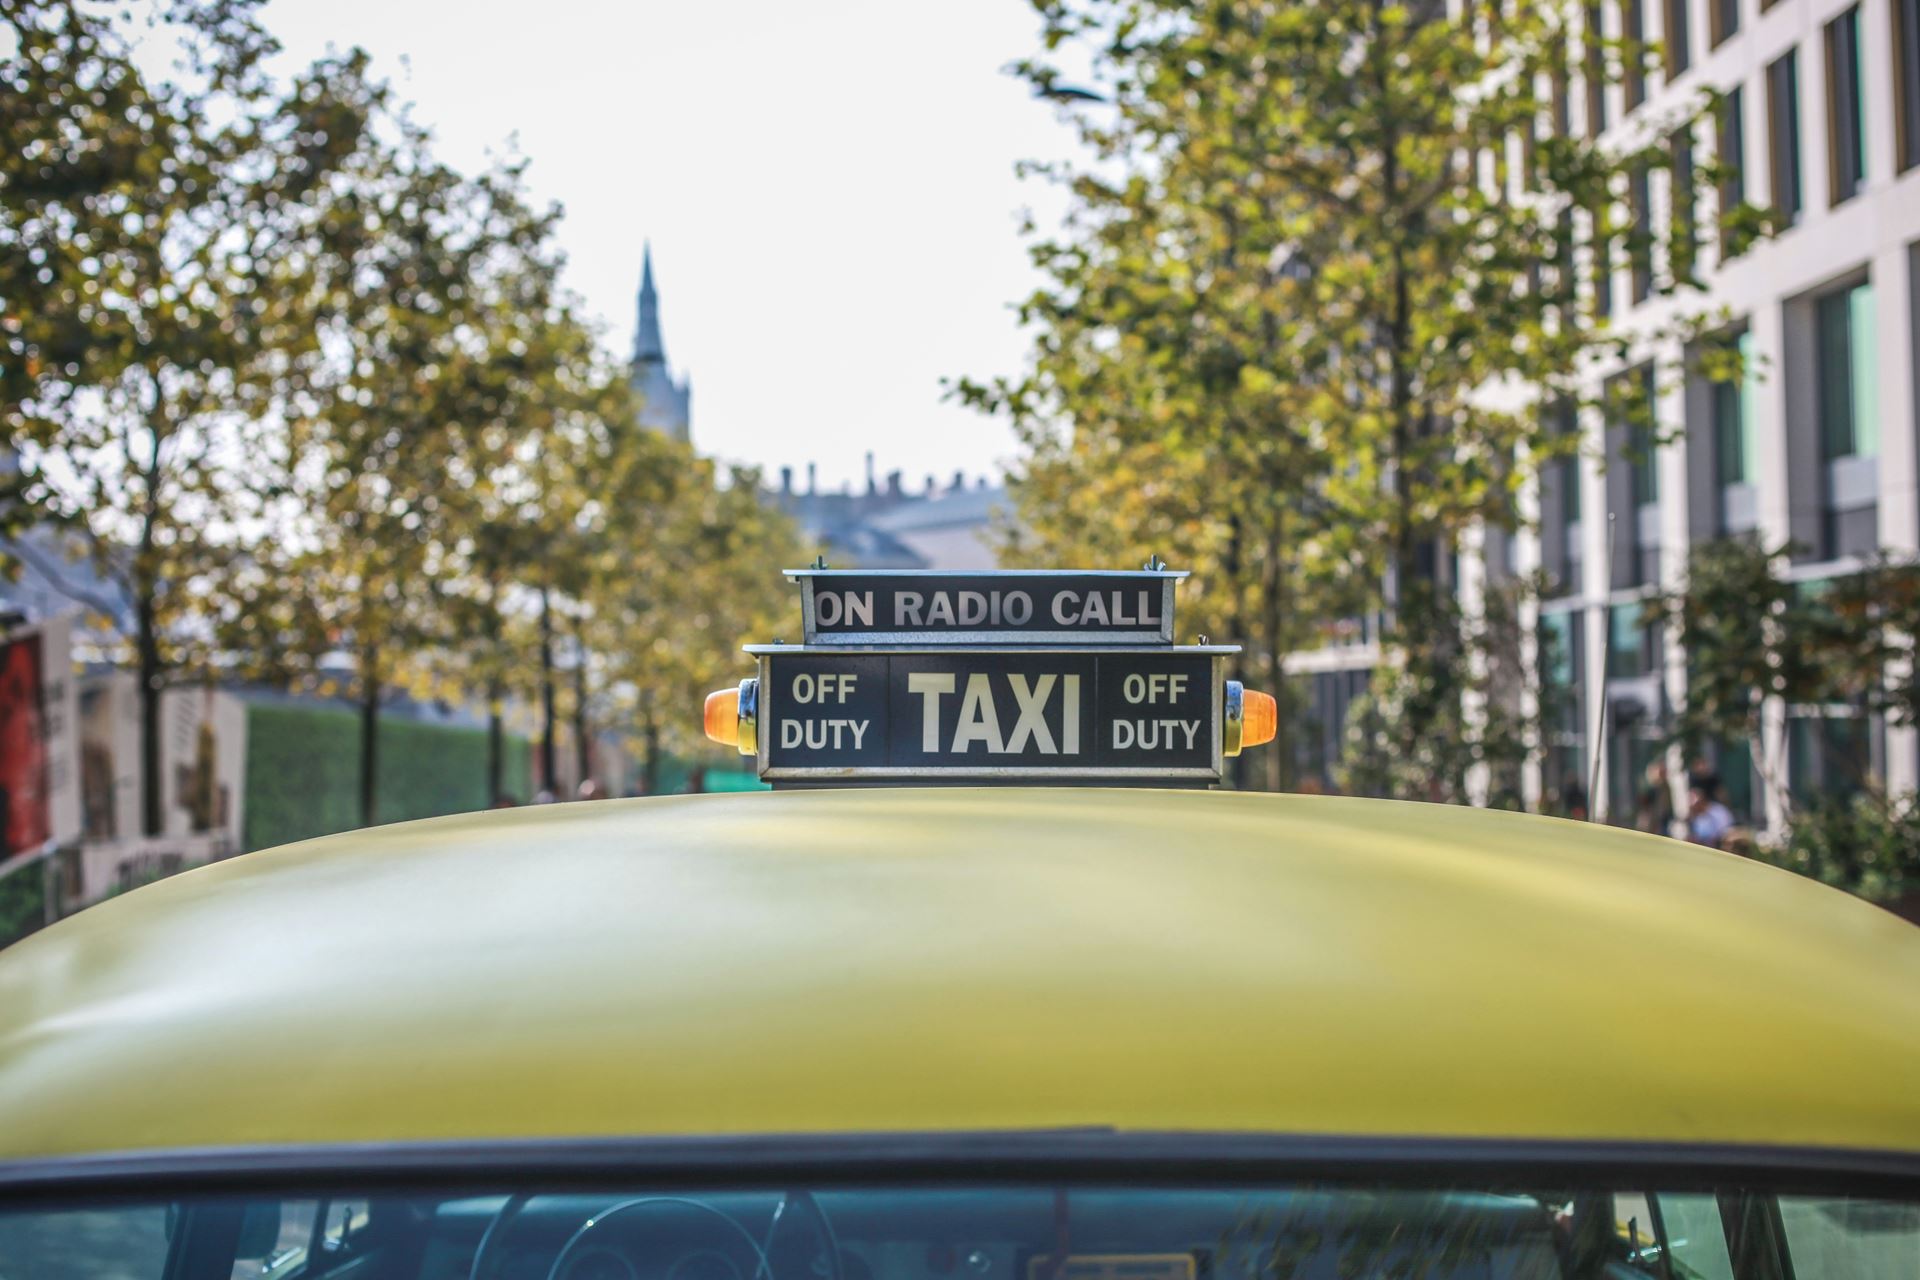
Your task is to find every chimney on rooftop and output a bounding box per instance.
[887,470,903,498]
[865,451,877,495]
[950,469,966,494]
[780,466,793,495]
[807,462,817,495]
[924,474,937,497]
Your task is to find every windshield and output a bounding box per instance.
[1,1185,1915,1280]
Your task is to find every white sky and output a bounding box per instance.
[260,0,1082,493]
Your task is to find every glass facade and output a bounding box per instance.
[1825,7,1867,204]
[1817,281,1878,461]
[1717,87,1746,257]
[1767,51,1802,225]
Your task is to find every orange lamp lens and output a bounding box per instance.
[1242,689,1278,750]
[703,687,741,747]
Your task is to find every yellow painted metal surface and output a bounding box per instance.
[0,789,1917,1161]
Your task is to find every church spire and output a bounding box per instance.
[634,242,666,365]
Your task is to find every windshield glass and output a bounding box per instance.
[1,1185,1914,1280]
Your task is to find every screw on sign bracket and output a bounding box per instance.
[811,555,830,571]
[1143,554,1168,572]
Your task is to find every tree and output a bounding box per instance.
[590,455,805,794]
[281,127,558,824]
[976,0,1763,798]
[3,1,382,835]
[1652,537,1920,817]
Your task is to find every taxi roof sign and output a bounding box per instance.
[712,564,1268,788]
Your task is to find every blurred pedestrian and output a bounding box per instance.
[489,794,518,809]
[1559,775,1589,822]
[576,779,601,802]
[1686,783,1735,848]
[1634,760,1673,835]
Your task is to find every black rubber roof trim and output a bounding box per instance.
[0,1131,1916,1201]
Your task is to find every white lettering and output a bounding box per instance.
[952,674,1006,753]
[926,593,956,626]
[908,673,955,751]
[793,673,815,703]
[849,719,869,750]
[896,592,923,626]
[1080,592,1108,625]
[1123,673,1145,703]
[1109,719,1203,752]
[1063,675,1080,753]
[844,591,873,628]
[782,719,803,748]
[1005,674,1058,754]
[815,593,841,627]
[958,591,988,626]
[1004,591,1033,625]
[1052,591,1079,625]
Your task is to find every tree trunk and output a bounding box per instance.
[641,705,661,797]
[572,630,590,790]
[486,677,504,802]
[135,592,165,838]
[1262,503,1294,793]
[538,585,556,793]
[1224,511,1252,790]
[358,643,380,828]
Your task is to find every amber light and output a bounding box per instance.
[703,688,741,747]
[1241,689,1278,750]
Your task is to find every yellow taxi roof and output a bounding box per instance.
[1,788,1916,1164]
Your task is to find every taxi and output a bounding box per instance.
[0,567,1916,1280]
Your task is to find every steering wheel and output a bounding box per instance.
[763,1192,843,1280]
[545,1197,770,1280]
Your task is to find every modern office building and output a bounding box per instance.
[1530,0,1920,828]
[1293,0,1920,830]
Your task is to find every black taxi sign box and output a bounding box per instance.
[792,569,1184,645]
[702,565,1277,786]
[747,647,1229,781]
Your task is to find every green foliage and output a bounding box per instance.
[969,0,1767,795]
[6,1,809,825]
[1761,792,1920,906]
[1652,538,1920,811]
[0,860,50,950]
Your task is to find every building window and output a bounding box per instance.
[1815,280,1879,557]
[1606,365,1660,587]
[1708,0,1737,47]
[1592,199,1615,320]
[1717,86,1747,258]
[1667,0,1693,75]
[1712,328,1760,533]
[1624,0,1647,108]
[1898,0,1920,171]
[1670,127,1697,281]
[1607,602,1652,677]
[1586,3,1609,138]
[1825,7,1867,204]
[1539,609,1588,814]
[1541,402,1584,597]
[1629,162,1653,303]
[1766,51,1803,226]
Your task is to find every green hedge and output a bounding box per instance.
[0,860,48,949]
[243,704,532,852]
